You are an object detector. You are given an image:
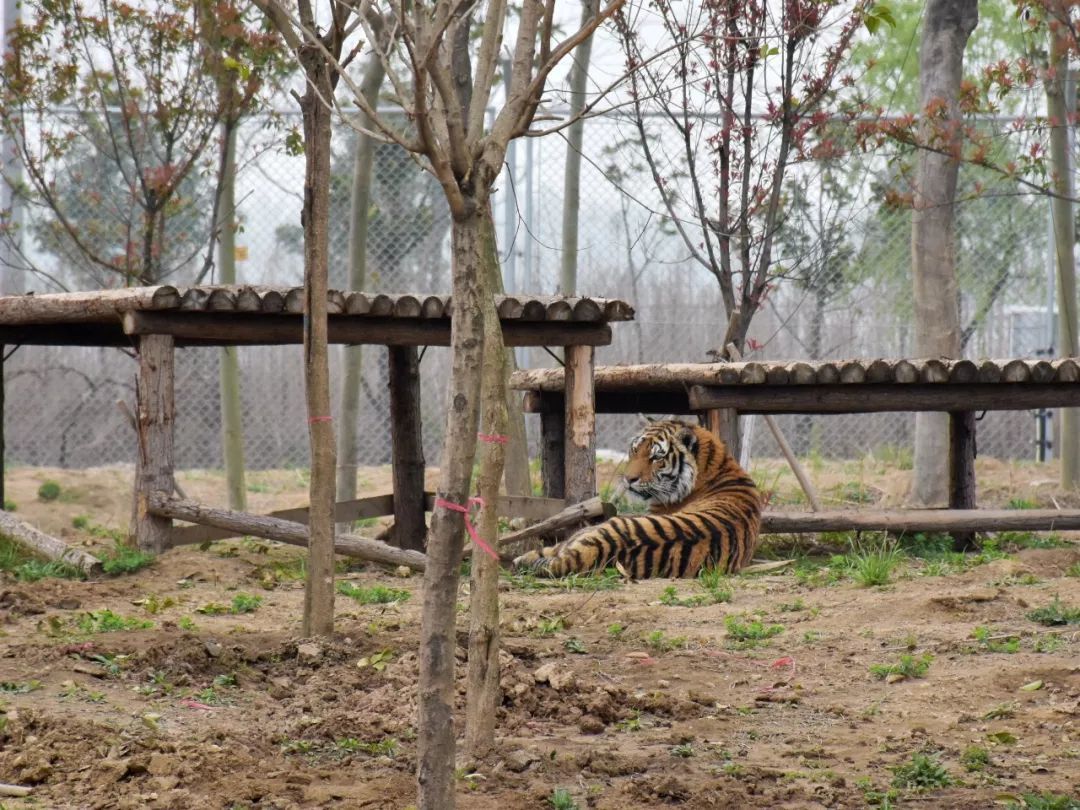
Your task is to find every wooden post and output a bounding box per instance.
[130,334,175,554]
[540,407,565,499]
[949,410,977,550]
[389,345,426,551]
[563,344,596,503]
[708,408,741,459]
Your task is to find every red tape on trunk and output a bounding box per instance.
[434,496,498,560]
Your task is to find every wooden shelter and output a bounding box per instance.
[511,357,1080,540]
[0,285,634,554]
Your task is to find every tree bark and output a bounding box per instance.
[417,207,486,810]
[217,122,247,511]
[564,344,596,503]
[465,203,506,759]
[337,51,387,528]
[1045,9,1078,488]
[909,0,978,507]
[299,51,337,638]
[559,0,599,298]
[389,345,427,551]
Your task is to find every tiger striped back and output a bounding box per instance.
[513,420,762,579]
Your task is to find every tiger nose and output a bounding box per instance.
[624,475,639,485]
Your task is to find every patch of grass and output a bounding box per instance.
[607,622,626,639]
[999,531,1068,549]
[670,742,695,758]
[792,554,849,588]
[99,544,155,576]
[1033,633,1064,653]
[644,629,686,653]
[1027,596,1080,626]
[178,616,197,631]
[724,615,783,648]
[336,581,411,605]
[563,637,586,654]
[76,609,153,634]
[334,737,398,757]
[230,593,263,614]
[971,626,1019,654]
[1066,562,1080,578]
[548,788,580,810]
[869,653,932,681]
[135,594,176,615]
[849,540,901,587]
[961,745,991,772]
[981,702,1016,720]
[1006,793,1080,810]
[536,617,566,637]
[1006,497,1038,510]
[0,537,84,582]
[891,752,952,791]
[660,585,710,608]
[36,480,61,502]
[830,481,876,504]
[2,499,15,511]
[616,711,642,732]
[778,598,806,612]
[506,568,624,592]
[196,602,229,615]
[0,680,42,694]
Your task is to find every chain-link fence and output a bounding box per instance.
[3,109,1070,470]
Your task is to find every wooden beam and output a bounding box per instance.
[0,511,103,575]
[150,492,427,570]
[129,334,175,554]
[523,389,695,415]
[949,411,978,550]
[169,492,567,547]
[389,346,426,551]
[169,493,398,546]
[564,345,596,503]
[688,383,1080,414]
[762,508,1080,533]
[121,311,612,347]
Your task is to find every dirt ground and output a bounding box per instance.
[0,461,1079,809]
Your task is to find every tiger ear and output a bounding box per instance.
[679,425,699,455]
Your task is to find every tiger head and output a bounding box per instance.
[623,420,701,506]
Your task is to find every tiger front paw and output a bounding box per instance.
[513,549,556,576]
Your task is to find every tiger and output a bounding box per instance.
[513,420,762,579]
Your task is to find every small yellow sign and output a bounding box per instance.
[234,245,249,262]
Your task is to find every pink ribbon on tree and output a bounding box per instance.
[434,496,499,561]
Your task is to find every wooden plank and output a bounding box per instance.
[762,508,1080,533]
[688,383,1080,414]
[389,345,426,552]
[169,493,398,546]
[152,493,427,570]
[121,311,613,347]
[948,411,977,550]
[564,344,596,503]
[129,334,175,554]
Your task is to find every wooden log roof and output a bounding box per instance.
[510,357,1080,391]
[514,358,1080,415]
[0,285,635,348]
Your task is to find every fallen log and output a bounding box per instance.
[762,509,1080,534]
[147,492,426,571]
[0,511,103,576]
[496,495,615,548]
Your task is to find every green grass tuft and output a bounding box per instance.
[36,480,61,502]
[77,609,153,634]
[869,653,932,681]
[891,752,952,791]
[99,543,155,576]
[724,615,783,648]
[1027,596,1080,626]
[336,581,411,605]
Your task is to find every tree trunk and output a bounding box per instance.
[909,0,978,507]
[417,205,486,810]
[337,52,386,528]
[558,0,599,298]
[299,55,337,638]
[480,208,531,498]
[465,204,506,759]
[1046,12,1078,488]
[217,122,247,511]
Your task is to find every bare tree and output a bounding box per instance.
[909,0,978,507]
[251,0,621,803]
